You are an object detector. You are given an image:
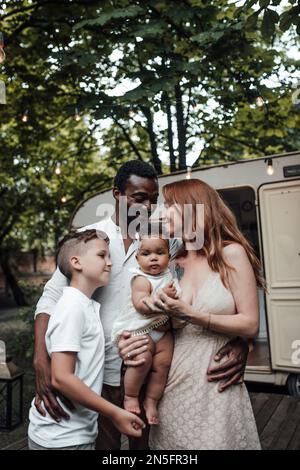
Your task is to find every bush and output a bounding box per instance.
[12,281,44,369]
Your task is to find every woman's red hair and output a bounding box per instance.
[162,178,265,290]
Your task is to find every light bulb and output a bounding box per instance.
[186,166,192,179]
[21,110,29,122]
[55,165,61,175]
[61,196,67,203]
[74,107,80,121]
[255,96,264,107]
[266,159,274,176]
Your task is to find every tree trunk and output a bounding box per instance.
[113,118,144,161]
[141,106,162,175]
[0,251,28,306]
[32,248,39,273]
[163,92,176,172]
[175,84,187,170]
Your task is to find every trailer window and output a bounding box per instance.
[217,186,260,259]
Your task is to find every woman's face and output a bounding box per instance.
[161,202,183,238]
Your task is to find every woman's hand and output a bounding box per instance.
[118,331,150,367]
[151,289,192,321]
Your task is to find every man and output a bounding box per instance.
[33,160,249,450]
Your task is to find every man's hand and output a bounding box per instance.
[118,331,150,367]
[207,337,249,393]
[33,354,75,422]
[162,282,178,300]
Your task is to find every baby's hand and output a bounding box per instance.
[162,281,178,299]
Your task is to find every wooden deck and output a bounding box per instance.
[250,392,300,450]
[2,392,300,450]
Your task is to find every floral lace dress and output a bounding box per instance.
[149,271,261,450]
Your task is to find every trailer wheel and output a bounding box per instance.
[287,374,300,397]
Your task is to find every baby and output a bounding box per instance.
[111,232,180,425]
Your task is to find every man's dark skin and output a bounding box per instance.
[33,173,249,426]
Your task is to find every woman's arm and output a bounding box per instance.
[51,352,145,436]
[155,244,259,338]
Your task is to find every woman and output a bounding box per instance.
[147,179,264,450]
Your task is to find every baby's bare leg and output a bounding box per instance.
[144,331,174,425]
[123,335,155,414]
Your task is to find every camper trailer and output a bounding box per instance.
[71,151,300,396]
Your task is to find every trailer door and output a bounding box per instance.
[259,179,300,372]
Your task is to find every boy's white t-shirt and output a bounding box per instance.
[28,286,105,448]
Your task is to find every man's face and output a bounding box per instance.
[114,175,159,222]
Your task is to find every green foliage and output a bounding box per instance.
[0,0,299,264]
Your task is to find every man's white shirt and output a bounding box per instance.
[34,217,181,387]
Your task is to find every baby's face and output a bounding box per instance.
[136,237,170,275]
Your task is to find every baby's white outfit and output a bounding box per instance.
[111,267,180,345]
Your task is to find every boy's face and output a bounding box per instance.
[76,238,112,287]
[136,237,170,275]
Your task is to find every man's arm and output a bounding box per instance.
[33,267,73,421]
[207,337,249,392]
[34,267,68,319]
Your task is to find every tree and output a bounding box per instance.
[1,0,299,302]
[0,5,115,304]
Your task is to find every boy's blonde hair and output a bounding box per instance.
[56,229,109,280]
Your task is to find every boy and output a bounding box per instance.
[28,229,144,450]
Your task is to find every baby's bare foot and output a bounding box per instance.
[124,395,141,414]
[144,397,159,425]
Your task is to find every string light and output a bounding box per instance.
[55,163,61,175]
[61,196,67,203]
[0,33,5,64]
[255,95,265,107]
[21,109,29,122]
[186,166,192,179]
[128,107,135,117]
[74,107,81,121]
[265,158,274,176]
